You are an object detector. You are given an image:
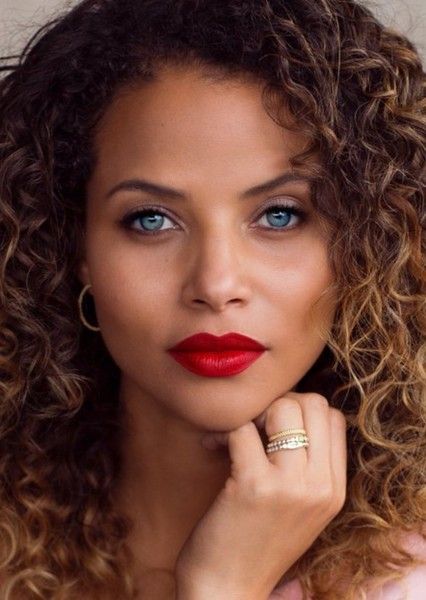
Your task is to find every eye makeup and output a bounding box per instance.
[118,199,307,237]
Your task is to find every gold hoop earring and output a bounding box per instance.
[78,284,101,331]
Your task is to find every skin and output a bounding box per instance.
[78,65,344,597]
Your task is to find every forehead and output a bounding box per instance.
[93,67,310,160]
[87,67,319,203]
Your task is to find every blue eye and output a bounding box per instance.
[121,209,176,234]
[256,203,305,230]
[120,203,306,236]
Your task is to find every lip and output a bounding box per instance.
[167,332,267,377]
[169,332,267,352]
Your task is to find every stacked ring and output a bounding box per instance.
[268,428,308,442]
[266,428,309,454]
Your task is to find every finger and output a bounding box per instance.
[263,395,308,470]
[253,386,298,431]
[201,422,270,475]
[226,421,271,475]
[329,408,348,503]
[293,392,331,476]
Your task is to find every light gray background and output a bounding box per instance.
[0,0,425,65]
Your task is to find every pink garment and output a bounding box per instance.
[269,531,426,600]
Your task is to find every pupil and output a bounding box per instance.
[142,213,163,230]
[267,209,290,227]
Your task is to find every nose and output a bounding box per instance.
[181,229,251,313]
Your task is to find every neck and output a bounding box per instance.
[113,377,231,574]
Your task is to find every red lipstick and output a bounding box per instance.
[167,332,267,377]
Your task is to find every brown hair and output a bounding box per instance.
[0,1,424,598]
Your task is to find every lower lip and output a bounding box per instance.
[168,350,265,377]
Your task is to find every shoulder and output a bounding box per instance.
[269,578,304,600]
[366,562,426,599]
[366,530,426,600]
[269,530,426,600]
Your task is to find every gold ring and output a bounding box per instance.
[268,428,307,442]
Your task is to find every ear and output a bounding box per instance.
[77,259,91,290]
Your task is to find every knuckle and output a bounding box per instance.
[326,493,345,517]
[312,483,346,516]
[283,480,308,503]
[273,397,301,411]
[307,481,334,506]
[333,481,348,509]
[281,478,334,507]
[330,407,347,426]
[239,475,277,504]
[333,490,347,513]
[265,398,301,425]
[231,421,256,440]
[307,393,330,410]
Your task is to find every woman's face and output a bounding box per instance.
[79,65,337,431]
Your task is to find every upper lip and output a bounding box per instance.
[168,332,267,352]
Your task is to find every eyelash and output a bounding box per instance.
[119,201,307,236]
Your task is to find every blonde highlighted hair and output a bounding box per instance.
[0,0,424,598]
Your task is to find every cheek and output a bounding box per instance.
[86,243,175,338]
[274,247,335,341]
[98,278,172,332]
[89,271,175,380]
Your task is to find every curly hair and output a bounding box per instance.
[0,0,424,598]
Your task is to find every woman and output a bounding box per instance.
[0,0,424,598]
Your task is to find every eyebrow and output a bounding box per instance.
[105,171,312,201]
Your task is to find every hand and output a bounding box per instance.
[174,391,347,599]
